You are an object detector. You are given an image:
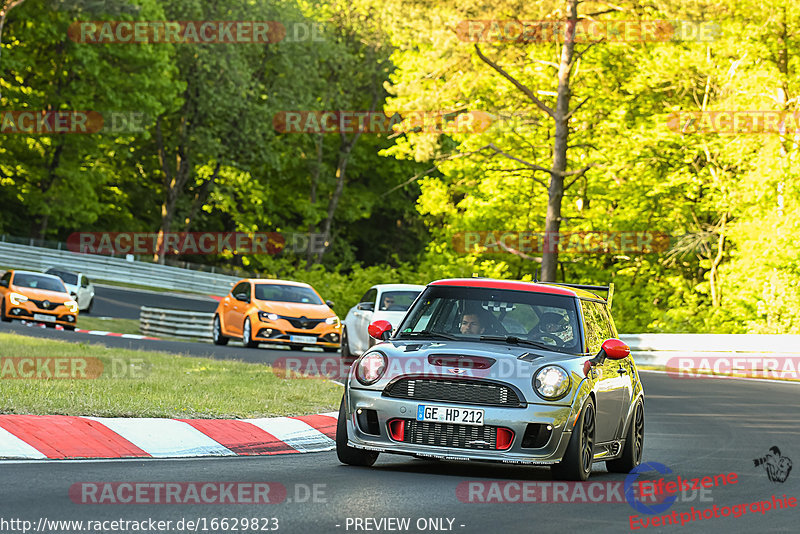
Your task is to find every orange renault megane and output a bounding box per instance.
[213,279,341,352]
[0,270,79,329]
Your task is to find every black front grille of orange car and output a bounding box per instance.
[403,420,498,449]
[29,299,63,311]
[384,378,523,407]
[281,316,324,330]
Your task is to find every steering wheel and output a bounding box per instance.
[530,331,565,348]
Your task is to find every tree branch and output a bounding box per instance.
[474,44,556,119]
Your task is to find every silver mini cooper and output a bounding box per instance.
[336,278,644,480]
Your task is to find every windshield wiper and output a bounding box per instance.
[479,335,555,351]
[397,330,458,340]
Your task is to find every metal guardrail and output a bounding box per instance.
[0,241,240,295]
[620,334,800,366]
[139,306,214,341]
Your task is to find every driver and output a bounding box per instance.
[380,294,395,310]
[534,312,571,343]
[459,306,488,335]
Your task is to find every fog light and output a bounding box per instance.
[66,315,75,322]
[387,419,405,441]
[330,333,339,342]
[496,428,514,450]
[11,308,21,315]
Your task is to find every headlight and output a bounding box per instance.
[533,365,571,400]
[355,352,387,385]
[65,300,79,313]
[9,292,28,305]
[257,311,279,322]
[325,316,340,326]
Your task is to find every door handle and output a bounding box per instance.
[617,368,628,374]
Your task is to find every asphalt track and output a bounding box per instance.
[1,324,798,533]
[91,285,219,320]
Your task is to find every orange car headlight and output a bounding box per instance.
[65,300,79,314]
[257,311,279,322]
[9,292,28,306]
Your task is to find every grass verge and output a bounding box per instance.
[76,316,141,335]
[0,333,342,418]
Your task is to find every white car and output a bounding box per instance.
[44,267,96,313]
[341,283,425,360]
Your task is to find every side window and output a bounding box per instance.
[232,282,250,298]
[581,300,611,354]
[1,271,10,284]
[81,276,91,288]
[360,288,377,304]
[597,303,618,338]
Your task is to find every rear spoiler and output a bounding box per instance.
[539,282,615,309]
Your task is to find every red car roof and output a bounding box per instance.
[429,278,577,296]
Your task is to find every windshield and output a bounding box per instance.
[254,284,323,305]
[13,273,67,293]
[396,285,582,354]
[46,269,78,286]
[378,290,421,312]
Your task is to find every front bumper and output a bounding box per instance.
[4,302,77,327]
[345,387,574,464]
[251,319,341,348]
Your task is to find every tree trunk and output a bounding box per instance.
[313,136,358,264]
[541,0,578,282]
[306,133,324,268]
[709,213,727,308]
[154,116,192,264]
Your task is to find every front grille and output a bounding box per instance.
[282,316,324,330]
[403,420,499,450]
[29,299,63,311]
[385,378,523,407]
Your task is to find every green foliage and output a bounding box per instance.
[3,0,800,333]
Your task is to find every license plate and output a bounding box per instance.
[290,335,317,344]
[416,405,484,426]
[33,314,56,323]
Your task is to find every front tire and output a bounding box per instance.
[212,315,229,345]
[0,300,11,322]
[242,318,259,348]
[551,397,596,481]
[336,397,379,467]
[606,398,644,473]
